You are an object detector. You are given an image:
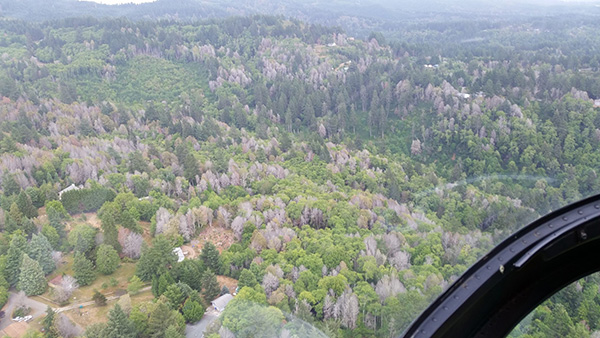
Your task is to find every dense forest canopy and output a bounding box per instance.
[0,2,598,337]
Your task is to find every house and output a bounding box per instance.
[48,275,63,288]
[0,322,28,337]
[594,99,600,108]
[59,184,80,199]
[173,247,185,263]
[211,294,233,313]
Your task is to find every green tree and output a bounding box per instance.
[6,233,27,287]
[103,304,136,338]
[164,325,185,338]
[18,254,47,295]
[136,236,177,281]
[147,301,182,338]
[202,269,220,301]
[99,202,122,253]
[16,190,38,218]
[127,275,144,295]
[28,233,55,275]
[200,242,221,274]
[182,299,204,323]
[238,269,258,289]
[73,252,95,286]
[163,284,185,310]
[96,244,120,275]
[41,225,60,250]
[93,290,107,306]
[42,306,59,338]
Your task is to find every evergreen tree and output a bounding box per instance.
[96,244,120,275]
[120,209,138,232]
[41,225,60,250]
[100,204,122,253]
[93,290,107,306]
[157,273,175,296]
[136,236,177,281]
[6,233,27,287]
[202,269,220,301]
[28,233,55,275]
[16,190,37,218]
[73,252,95,286]
[127,275,144,295]
[102,304,136,338]
[42,306,60,338]
[18,254,47,296]
[200,242,221,274]
[173,259,203,291]
[164,325,185,338]
[238,269,258,289]
[2,173,20,196]
[163,284,185,310]
[182,299,204,323]
[6,203,24,233]
[147,301,177,338]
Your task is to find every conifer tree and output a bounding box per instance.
[28,233,55,275]
[202,269,220,301]
[6,233,27,287]
[96,244,120,275]
[73,252,95,286]
[16,190,37,218]
[43,306,60,338]
[200,242,221,274]
[102,304,136,338]
[18,254,47,296]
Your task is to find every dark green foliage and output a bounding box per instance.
[2,174,20,196]
[28,233,55,275]
[73,252,95,286]
[200,242,221,275]
[182,299,204,323]
[238,269,258,289]
[43,306,60,338]
[96,244,120,275]
[41,225,61,250]
[136,236,177,281]
[163,284,185,310]
[220,285,230,296]
[61,186,116,214]
[93,290,107,306]
[147,301,181,338]
[6,233,27,287]
[16,191,37,218]
[172,259,203,291]
[99,202,122,253]
[201,269,220,302]
[102,304,136,338]
[18,254,47,296]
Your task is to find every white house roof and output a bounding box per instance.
[211,294,233,312]
[59,184,80,199]
[173,247,185,263]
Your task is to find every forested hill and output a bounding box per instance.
[0,14,599,337]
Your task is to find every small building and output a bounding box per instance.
[0,322,29,337]
[594,99,600,108]
[211,294,233,313]
[173,247,185,263]
[48,275,63,288]
[59,184,80,200]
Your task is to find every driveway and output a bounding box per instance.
[185,310,219,338]
[0,292,48,330]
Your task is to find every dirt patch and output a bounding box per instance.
[191,226,235,255]
[217,276,238,294]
